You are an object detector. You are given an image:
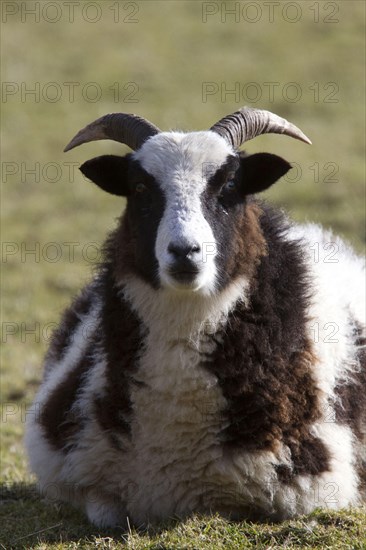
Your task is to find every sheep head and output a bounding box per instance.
[64,108,311,295]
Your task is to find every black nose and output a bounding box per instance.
[167,241,201,284]
[168,242,201,260]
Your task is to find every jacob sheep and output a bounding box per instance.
[25,107,366,527]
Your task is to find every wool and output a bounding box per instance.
[26,114,365,527]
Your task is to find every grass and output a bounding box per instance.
[0,491,365,550]
[1,1,365,548]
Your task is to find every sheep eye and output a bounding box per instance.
[223,180,236,192]
[135,183,147,194]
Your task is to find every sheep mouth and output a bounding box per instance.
[169,269,200,284]
[167,256,201,284]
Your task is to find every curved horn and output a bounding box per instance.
[64,113,160,152]
[210,106,311,149]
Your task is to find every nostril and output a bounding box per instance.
[168,243,188,259]
[168,242,201,259]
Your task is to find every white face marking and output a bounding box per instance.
[133,131,234,295]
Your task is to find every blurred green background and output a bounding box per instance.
[1,1,365,546]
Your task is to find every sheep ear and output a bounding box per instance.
[240,153,292,195]
[80,155,130,196]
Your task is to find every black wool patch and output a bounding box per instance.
[93,264,146,445]
[202,202,331,479]
[43,285,95,374]
[122,159,166,288]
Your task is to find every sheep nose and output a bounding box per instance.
[168,242,201,260]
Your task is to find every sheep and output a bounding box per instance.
[25,107,366,528]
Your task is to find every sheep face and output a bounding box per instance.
[81,131,291,295]
[133,131,235,295]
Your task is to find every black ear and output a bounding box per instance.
[80,155,130,196]
[240,153,292,195]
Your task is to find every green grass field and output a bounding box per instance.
[1,1,365,548]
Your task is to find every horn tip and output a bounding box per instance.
[299,134,312,145]
[63,135,83,152]
[288,124,312,145]
[63,142,73,152]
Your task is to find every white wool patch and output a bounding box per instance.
[271,423,360,517]
[29,300,102,410]
[133,132,234,295]
[120,274,249,522]
[288,223,365,503]
[121,272,249,341]
[289,223,365,394]
[25,301,102,501]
